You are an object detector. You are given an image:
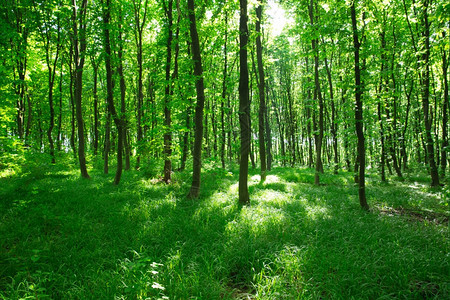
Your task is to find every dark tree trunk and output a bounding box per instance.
[310,0,323,185]
[101,0,124,185]
[56,66,63,152]
[72,0,89,179]
[441,31,449,177]
[255,2,267,182]
[239,0,250,205]
[305,56,314,168]
[117,11,130,171]
[324,54,338,174]
[401,78,413,170]
[68,47,77,159]
[221,12,228,169]
[420,0,440,186]
[132,0,148,170]
[187,0,206,198]
[377,101,387,182]
[351,1,369,210]
[41,19,60,164]
[163,0,173,183]
[104,104,111,174]
[265,85,273,171]
[375,31,386,180]
[91,57,99,156]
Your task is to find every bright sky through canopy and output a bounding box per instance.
[266,0,291,37]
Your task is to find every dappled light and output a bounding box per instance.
[1,162,448,298]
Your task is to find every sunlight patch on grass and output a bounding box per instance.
[253,189,291,206]
[228,182,239,196]
[305,204,330,221]
[226,205,288,241]
[265,175,281,184]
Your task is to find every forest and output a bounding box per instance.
[0,0,449,298]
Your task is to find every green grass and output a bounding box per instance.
[0,156,449,299]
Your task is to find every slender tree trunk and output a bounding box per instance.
[42,24,60,164]
[239,0,250,204]
[441,31,449,177]
[265,85,273,170]
[255,2,267,182]
[324,53,338,174]
[377,101,387,182]
[420,0,440,186]
[68,48,77,159]
[310,0,323,184]
[221,12,228,169]
[104,104,111,174]
[56,65,63,152]
[163,0,174,183]
[351,1,369,210]
[91,57,99,156]
[72,0,89,179]
[305,56,314,168]
[132,0,148,170]
[102,0,124,185]
[187,0,206,198]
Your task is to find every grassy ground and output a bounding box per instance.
[0,155,449,299]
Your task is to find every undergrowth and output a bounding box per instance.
[0,155,448,299]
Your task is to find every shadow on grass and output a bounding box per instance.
[0,165,448,299]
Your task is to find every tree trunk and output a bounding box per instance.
[420,0,440,186]
[104,105,111,174]
[132,0,148,170]
[221,12,228,169]
[239,0,250,205]
[102,0,124,185]
[255,2,267,182]
[91,57,99,156]
[68,48,77,159]
[324,54,338,174]
[56,65,63,152]
[163,0,173,183]
[440,31,449,177]
[187,0,206,198]
[72,0,89,179]
[265,85,273,171]
[351,1,369,210]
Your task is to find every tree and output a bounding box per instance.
[350,0,369,210]
[309,0,324,185]
[132,0,149,170]
[163,0,174,184]
[255,0,267,183]
[239,0,250,205]
[71,0,89,179]
[187,0,206,198]
[419,0,440,186]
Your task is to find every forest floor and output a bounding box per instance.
[0,154,449,299]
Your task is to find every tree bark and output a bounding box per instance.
[440,31,449,177]
[91,57,99,156]
[187,0,206,198]
[163,0,173,183]
[309,0,323,185]
[221,12,228,169]
[132,0,148,170]
[71,0,89,179]
[255,2,267,182]
[420,0,440,186]
[239,0,250,205]
[351,1,369,210]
